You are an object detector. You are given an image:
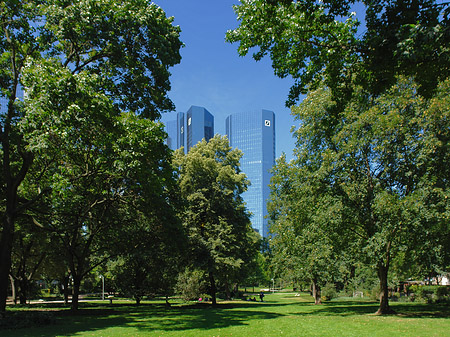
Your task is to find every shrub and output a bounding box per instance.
[368,286,381,301]
[390,292,400,302]
[175,268,208,301]
[434,286,449,302]
[321,283,337,301]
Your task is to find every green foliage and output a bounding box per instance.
[175,268,208,301]
[227,0,450,106]
[174,135,259,303]
[409,285,450,303]
[269,77,450,313]
[241,250,271,288]
[0,0,182,313]
[321,283,337,301]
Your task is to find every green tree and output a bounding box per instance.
[21,65,178,310]
[109,200,185,305]
[174,135,259,305]
[272,78,450,314]
[241,250,271,292]
[228,1,450,314]
[268,154,349,304]
[9,218,48,304]
[226,0,450,106]
[0,0,181,314]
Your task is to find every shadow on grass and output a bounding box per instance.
[291,300,450,318]
[2,301,286,336]
[4,299,449,336]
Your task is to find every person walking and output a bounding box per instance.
[259,291,265,302]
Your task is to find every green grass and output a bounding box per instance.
[2,292,449,336]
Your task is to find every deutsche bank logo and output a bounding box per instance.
[265,120,271,127]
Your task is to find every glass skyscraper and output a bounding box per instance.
[165,119,178,151]
[226,109,275,237]
[164,111,185,151]
[1,86,24,115]
[186,105,214,152]
[163,106,214,153]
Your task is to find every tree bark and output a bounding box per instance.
[0,214,15,315]
[62,275,70,305]
[71,276,81,311]
[18,278,29,305]
[209,271,217,305]
[135,295,141,305]
[9,275,16,305]
[312,279,322,305]
[376,263,395,315]
[224,281,231,300]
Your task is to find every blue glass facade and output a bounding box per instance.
[163,111,185,151]
[163,106,213,153]
[1,86,24,115]
[226,110,275,237]
[165,119,178,151]
[177,111,185,149]
[186,106,214,152]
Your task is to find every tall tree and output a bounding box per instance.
[270,78,450,314]
[228,0,450,315]
[174,136,259,305]
[9,218,48,305]
[21,60,179,310]
[109,190,185,305]
[268,154,351,304]
[0,0,182,314]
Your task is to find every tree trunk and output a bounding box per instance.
[0,78,33,316]
[224,281,231,300]
[209,271,217,305]
[9,275,16,305]
[0,214,15,315]
[135,295,141,305]
[312,279,322,305]
[17,278,28,305]
[62,275,70,305]
[376,263,395,314]
[71,276,81,311]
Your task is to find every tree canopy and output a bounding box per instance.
[226,0,450,106]
[268,78,450,314]
[174,135,259,305]
[0,0,182,314]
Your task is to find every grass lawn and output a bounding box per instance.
[1,292,449,336]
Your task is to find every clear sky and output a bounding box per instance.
[155,0,298,161]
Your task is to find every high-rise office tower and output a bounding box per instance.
[1,86,24,115]
[164,111,185,151]
[163,106,214,153]
[186,105,214,152]
[165,119,178,151]
[226,109,275,237]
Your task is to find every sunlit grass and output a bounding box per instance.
[2,292,449,336]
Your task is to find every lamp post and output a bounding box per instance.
[100,275,104,301]
[271,278,274,293]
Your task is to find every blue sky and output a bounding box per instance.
[155,0,298,161]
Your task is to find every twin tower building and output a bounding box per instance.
[164,105,275,238]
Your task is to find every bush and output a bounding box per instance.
[390,292,400,302]
[321,283,337,301]
[367,286,381,301]
[175,268,208,301]
[408,285,450,303]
